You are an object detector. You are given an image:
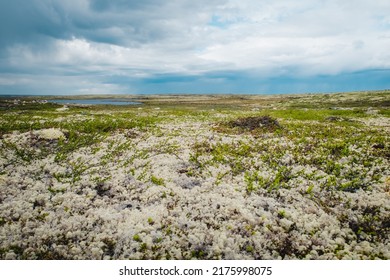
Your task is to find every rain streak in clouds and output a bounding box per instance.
[0,0,390,94]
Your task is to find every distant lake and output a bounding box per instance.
[50,99,142,105]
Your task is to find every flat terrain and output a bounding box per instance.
[0,91,389,259]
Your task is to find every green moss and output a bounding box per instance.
[36,212,49,221]
[133,234,142,242]
[151,175,165,186]
[191,249,206,259]
[153,237,163,243]
[277,210,286,219]
[9,245,24,256]
[305,185,314,195]
[245,245,254,253]
[140,243,148,252]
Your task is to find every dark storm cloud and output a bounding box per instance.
[0,0,225,49]
[89,0,160,12]
[0,1,88,48]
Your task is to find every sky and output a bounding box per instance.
[0,0,389,95]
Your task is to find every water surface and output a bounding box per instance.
[51,99,141,105]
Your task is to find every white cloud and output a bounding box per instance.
[1,0,389,94]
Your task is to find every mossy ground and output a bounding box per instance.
[0,91,389,259]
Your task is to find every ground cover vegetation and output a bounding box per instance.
[0,91,389,259]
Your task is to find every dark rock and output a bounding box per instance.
[228,115,280,131]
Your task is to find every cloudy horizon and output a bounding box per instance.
[0,0,390,95]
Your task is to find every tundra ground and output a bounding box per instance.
[0,91,389,259]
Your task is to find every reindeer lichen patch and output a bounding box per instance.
[35,128,65,140]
